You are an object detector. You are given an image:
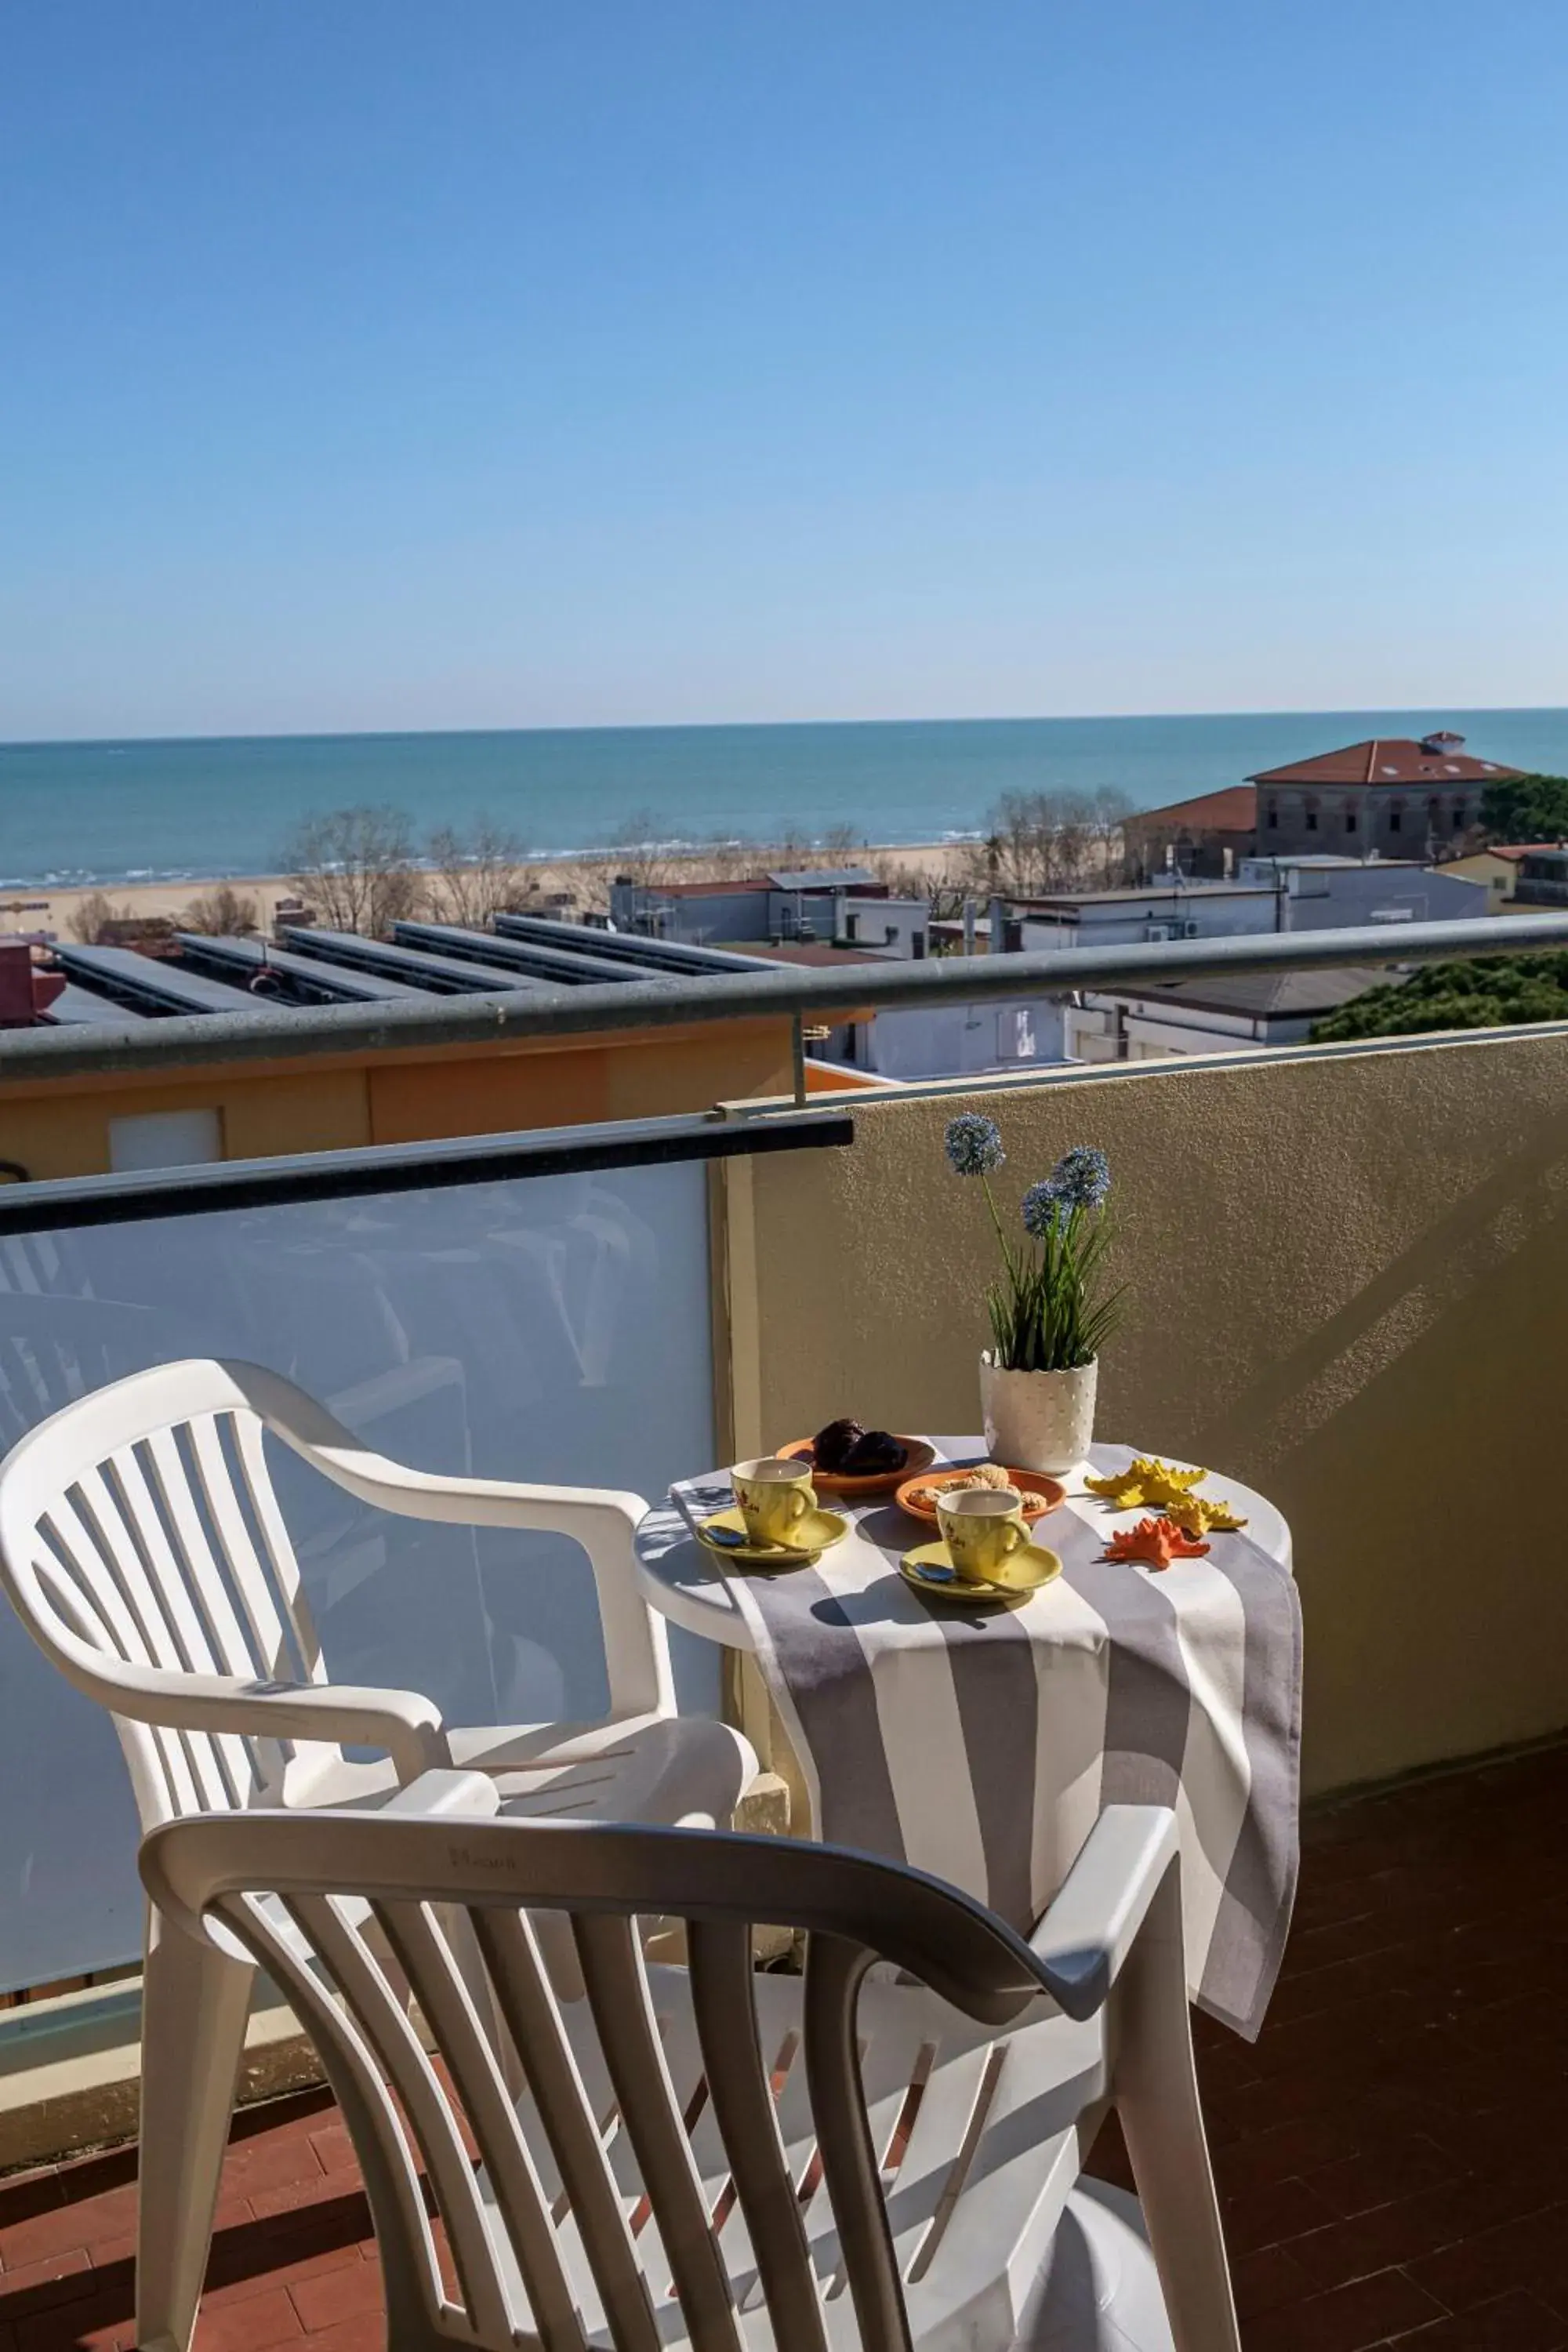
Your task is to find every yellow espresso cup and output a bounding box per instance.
[731,1456,817,1548]
[937,1486,1027,1583]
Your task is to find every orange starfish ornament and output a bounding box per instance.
[1103,1515,1211,1570]
[1085,1455,1209,1509]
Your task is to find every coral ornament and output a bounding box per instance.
[1102,1516,1211,1570]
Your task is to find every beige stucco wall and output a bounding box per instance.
[727,1031,1568,1795]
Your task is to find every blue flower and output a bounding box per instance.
[1022,1146,1112,1234]
[1052,1145,1111,1211]
[945,1112,1005,1176]
[1021,1180,1065,1237]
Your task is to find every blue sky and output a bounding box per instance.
[2,1,1565,739]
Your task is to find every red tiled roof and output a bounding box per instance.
[1124,786,1257,832]
[1248,739,1520,787]
[1468,841,1567,861]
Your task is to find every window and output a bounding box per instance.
[1345,810,1358,834]
[1389,810,1402,833]
[1266,803,1279,829]
[108,1108,223,1171]
[1305,811,1318,833]
[1453,807,1465,829]
[844,911,858,940]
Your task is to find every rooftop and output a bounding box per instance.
[1019,880,1276,909]
[717,941,888,966]
[1124,785,1258,832]
[1105,964,1391,1019]
[1248,740,1520,789]
[5,1740,1563,2352]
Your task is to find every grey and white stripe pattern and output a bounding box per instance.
[660,1440,1301,2039]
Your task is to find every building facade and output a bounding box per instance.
[1248,735,1519,859]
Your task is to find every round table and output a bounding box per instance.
[636,1437,1300,2041]
[633,1438,1292,1646]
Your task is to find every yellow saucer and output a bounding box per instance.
[899,1537,1062,1605]
[696,1505,848,1570]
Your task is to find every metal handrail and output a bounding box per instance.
[6,913,1568,1091]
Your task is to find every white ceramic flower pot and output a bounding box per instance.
[980,1353,1098,1476]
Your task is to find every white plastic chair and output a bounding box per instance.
[0,1356,754,2352]
[142,1787,1241,2352]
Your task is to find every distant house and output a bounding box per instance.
[608,868,930,959]
[1066,967,1392,1063]
[1248,735,1519,859]
[1123,786,1258,880]
[1443,842,1566,909]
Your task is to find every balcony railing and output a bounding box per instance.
[8,910,1568,1105]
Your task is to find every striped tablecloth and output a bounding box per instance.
[661,1439,1301,2040]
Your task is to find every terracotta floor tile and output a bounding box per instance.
[1385,2288,1568,2349]
[291,2318,385,2352]
[0,2250,93,2314]
[1403,2199,1568,2318]
[192,2286,303,2352]
[1231,2240,1319,2319]
[287,2256,383,2334]
[8,1740,1566,2349]
[1239,2263,1447,2350]
[1300,2136,1460,2221]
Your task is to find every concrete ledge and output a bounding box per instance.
[0,1977,318,2176]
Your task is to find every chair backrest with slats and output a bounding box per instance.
[0,1359,328,1830]
[143,1809,1061,2352]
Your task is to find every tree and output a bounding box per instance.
[964,790,1104,897]
[606,810,676,890]
[1479,773,1568,844]
[179,884,260,935]
[1312,953,1568,1043]
[280,806,423,938]
[423,816,532,927]
[67,891,134,944]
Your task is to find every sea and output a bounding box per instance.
[2,707,1566,890]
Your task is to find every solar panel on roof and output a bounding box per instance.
[281,927,557,996]
[394,920,651,986]
[174,934,428,1002]
[49,943,265,1016]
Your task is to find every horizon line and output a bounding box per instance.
[3,700,1563,754]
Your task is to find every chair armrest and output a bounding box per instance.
[220,1363,672,1719]
[96,1662,452,1786]
[1028,1806,1180,2020]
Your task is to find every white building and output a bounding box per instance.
[1065,967,1390,1062]
[1236,855,1488,928]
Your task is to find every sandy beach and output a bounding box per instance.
[0,841,980,945]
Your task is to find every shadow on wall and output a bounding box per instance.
[739,1035,1568,1793]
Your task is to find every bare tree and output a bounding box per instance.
[605,810,677,891]
[1087,786,1133,887]
[964,789,1111,898]
[179,884,260,935]
[280,806,423,938]
[67,891,134,944]
[423,816,532,927]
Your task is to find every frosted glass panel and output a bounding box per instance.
[0,1162,715,1991]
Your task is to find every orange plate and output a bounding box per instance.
[777,1436,938,1498]
[894,1465,1067,1526]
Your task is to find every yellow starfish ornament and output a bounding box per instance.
[1085,1455,1210,1509]
[1164,1492,1249,1536]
